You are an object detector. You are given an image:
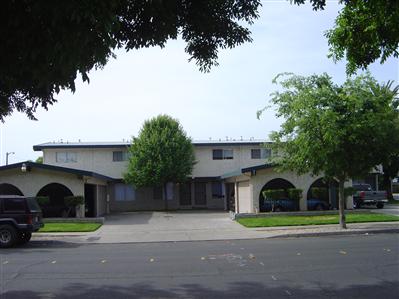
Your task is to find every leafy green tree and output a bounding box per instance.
[0,0,260,121]
[266,72,399,228]
[35,156,43,164]
[379,83,399,199]
[293,0,399,75]
[124,115,195,209]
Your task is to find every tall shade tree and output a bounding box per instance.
[124,115,195,209]
[267,72,399,228]
[0,0,260,121]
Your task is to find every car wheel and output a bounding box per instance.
[0,225,17,248]
[17,231,32,245]
[274,206,282,212]
[376,203,384,209]
[354,201,361,209]
[315,204,324,211]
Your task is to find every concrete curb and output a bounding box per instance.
[269,228,399,239]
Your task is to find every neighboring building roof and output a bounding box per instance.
[0,161,117,181]
[33,142,131,151]
[33,140,270,151]
[220,163,276,179]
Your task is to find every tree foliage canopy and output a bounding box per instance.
[2,0,398,120]
[325,0,399,75]
[269,72,399,181]
[124,115,195,189]
[0,0,260,120]
[267,72,398,227]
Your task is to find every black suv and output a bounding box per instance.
[0,196,44,248]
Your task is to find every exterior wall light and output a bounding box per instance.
[21,163,27,172]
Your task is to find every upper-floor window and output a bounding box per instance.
[113,151,129,162]
[56,152,77,163]
[251,148,271,159]
[213,149,234,160]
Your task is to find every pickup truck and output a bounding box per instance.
[353,184,388,209]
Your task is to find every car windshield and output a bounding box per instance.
[26,197,42,212]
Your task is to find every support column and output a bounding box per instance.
[234,181,239,214]
[299,189,308,211]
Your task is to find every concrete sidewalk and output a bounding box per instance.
[32,211,399,244]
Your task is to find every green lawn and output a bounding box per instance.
[237,212,399,228]
[38,222,102,232]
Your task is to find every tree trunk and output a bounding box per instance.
[338,179,347,229]
[164,183,168,211]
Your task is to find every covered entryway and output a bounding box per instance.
[194,182,207,208]
[259,178,296,212]
[0,183,24,196]
[179,182,192,207]
[85,184,97,217]
[37,183,74,217]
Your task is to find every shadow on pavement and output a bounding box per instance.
[2,280,398,299]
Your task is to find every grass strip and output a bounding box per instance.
[237,212,399,228]
[38,222,102,232]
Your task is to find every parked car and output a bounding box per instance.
[307,198,330,211]
[0,195,44,248]
[352,184,388,209]
[261,198,298,212]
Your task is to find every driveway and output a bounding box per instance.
[32,210,399,244]
[370,204,399,216]
[90,211,253,243]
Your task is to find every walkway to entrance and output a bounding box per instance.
[91,211,250,243]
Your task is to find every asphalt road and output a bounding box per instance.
[1,234,398,299]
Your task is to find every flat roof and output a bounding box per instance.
[33,140,270,151]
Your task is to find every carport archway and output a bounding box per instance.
[259,178,296,212]
[37,183,74,217]
[0,183,24,196]
[307,178,339,209]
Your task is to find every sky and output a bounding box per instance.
[1,0,398,164]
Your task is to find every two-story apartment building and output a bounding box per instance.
[0,140,354,217]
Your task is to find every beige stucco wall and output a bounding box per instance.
[41,144,269,180]
[0,168,85,196]
[43,148,128,179]
[237,181,252,213]
[226,167,354,214]
[251,168,353,211]
[192,145,270,177]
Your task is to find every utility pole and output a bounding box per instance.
[6,152,14,165]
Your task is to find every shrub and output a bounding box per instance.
[262,189,285,200]
[64,196,85,207]
[287,188,303,201]
[35,196,50,206]
[344,187,356,198]
[311,187,328,199]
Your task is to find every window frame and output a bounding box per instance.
[212,149,234,160]
[56,152,77,163]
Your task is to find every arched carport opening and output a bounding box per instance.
[37,183,74,217]
[259,178,296,212]
[307,178,338,209]
[0,183,24,196]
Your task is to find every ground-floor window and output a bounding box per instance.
[115,184,135,201]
